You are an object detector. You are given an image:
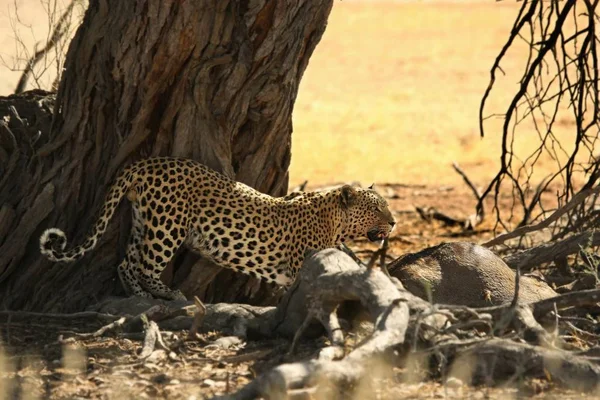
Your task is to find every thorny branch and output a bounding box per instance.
[479,0,600,253]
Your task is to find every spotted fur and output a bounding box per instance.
[40,157,395,300]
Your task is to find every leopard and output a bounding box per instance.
[40,157,396,301]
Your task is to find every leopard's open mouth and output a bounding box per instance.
[367,229,389,242]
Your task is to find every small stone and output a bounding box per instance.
[202,378,216,387]
[318,346,345,361]
[211,336,244,349]
[445,377,463,388]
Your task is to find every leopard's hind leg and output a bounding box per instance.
[117,205,151,298]
[135,215,188,301]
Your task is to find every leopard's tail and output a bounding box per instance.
[40,166,136,263]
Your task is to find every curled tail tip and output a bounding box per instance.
[40,228,67,259]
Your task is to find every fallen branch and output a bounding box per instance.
[483,185,600,247]
[442,338,600,391]
[138,314,170,359]
[503,231,600,271]
[189,295,207,337]
[4,245,600,397]
[416,206,465,227]
[0,310,118,324]
[73,316,126,339]
[217,248,411,399]
[532,288,600,320]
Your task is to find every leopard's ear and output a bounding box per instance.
[340,185,357,209]
[368,183,374,190]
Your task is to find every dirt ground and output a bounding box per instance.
[0,185,593,400]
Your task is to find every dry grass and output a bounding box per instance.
[0,1,587,190]
[290,0,580,187]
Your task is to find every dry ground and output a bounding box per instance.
[1,0,597,399]
[0,187,592,400]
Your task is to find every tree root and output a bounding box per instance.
[14,247,600,397]
[217,249,600,398]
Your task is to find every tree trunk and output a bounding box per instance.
[0,0,333,312]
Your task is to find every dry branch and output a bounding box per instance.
[189,295,207,337]
[452,162,485,229]
[7,246,600,397]
[416,206,465,227]
[74,316,126,339]
[415,163,484,230]
[138,314,169,359]
[503,230,600,270]
[14,0,77,94]
[444,338,600,391]
[217,248,411,399]
[483,185,600,247]
[479,0,600,236]
[531,288,600,319]
[212,248,600,398]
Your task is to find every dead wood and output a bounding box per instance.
[439,338,600,391]
[531,288,600,319]
[503,231,600,271]
[190,296,207,337]
[138,314,170,359]
[3,246,600,397]
[73,317,127,339]
[89,296,273,337]
[416,206,465,227]
[216,248,600,398]
[452,162,485,229]
[216,248,411,399]
[0,310,120,335]
[483,185,600,248]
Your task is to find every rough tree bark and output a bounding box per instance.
[0,0,334,312]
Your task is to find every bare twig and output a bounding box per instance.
[14,0,77,93]
[478,0,600,250]
[189,295,207,337]
[453,162,485,229]
[138,314,169,359]
[416,163,484,230]
[503,230,600,270]
[484,185,600,247]
[74,316,126,338]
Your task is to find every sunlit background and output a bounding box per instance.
[0,0,580,188]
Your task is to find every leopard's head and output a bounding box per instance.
[338,184,395,242]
